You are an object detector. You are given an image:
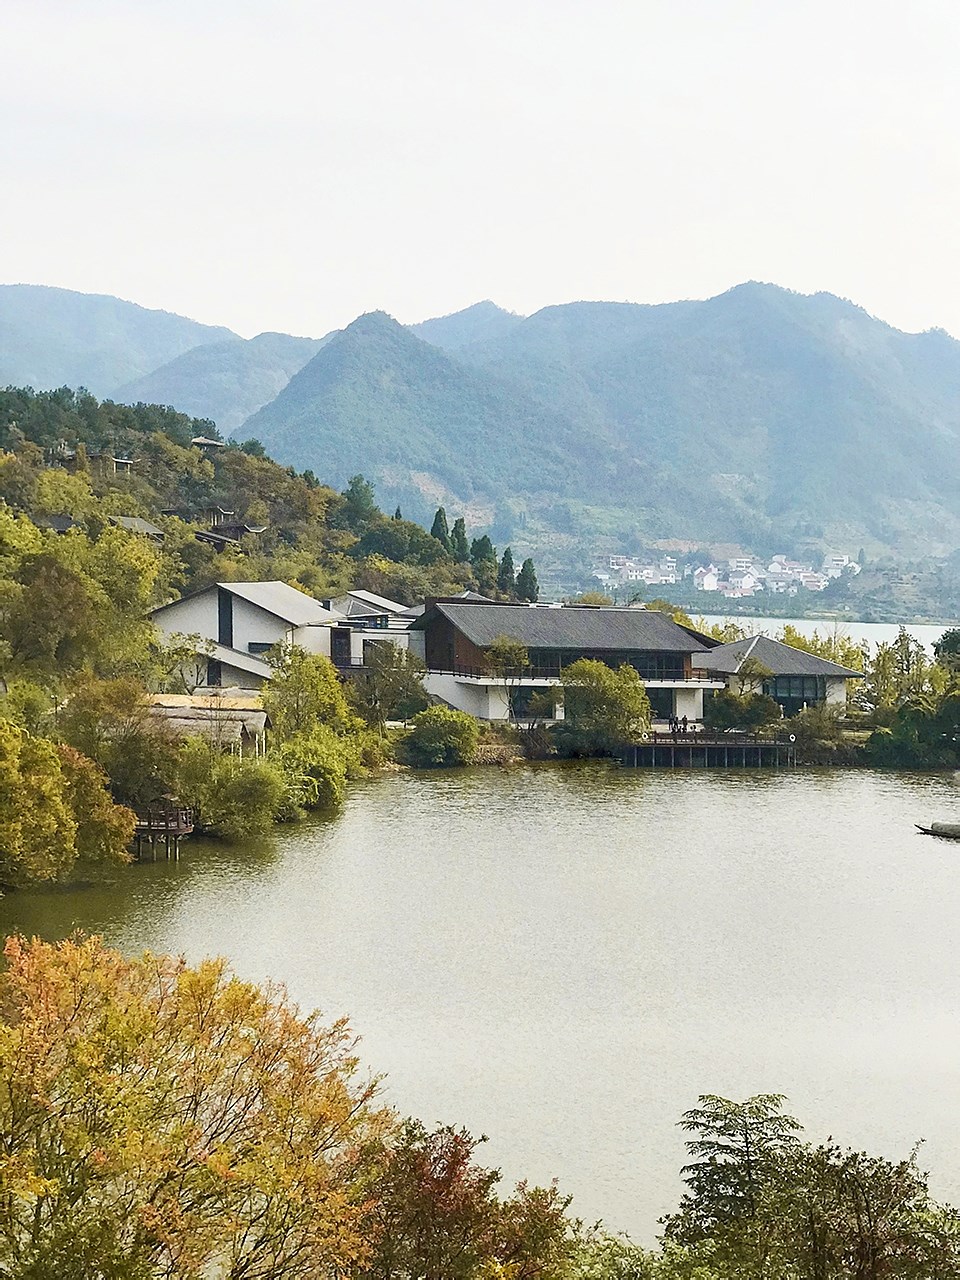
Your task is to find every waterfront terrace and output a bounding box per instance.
[409,599,724,721]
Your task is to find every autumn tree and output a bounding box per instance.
[0,934,391,1279]
[357,1120,574,1280]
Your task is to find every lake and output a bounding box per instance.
[699,614,952,653]
[3,764,960,1240]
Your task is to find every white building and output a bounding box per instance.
[151,581,348,689]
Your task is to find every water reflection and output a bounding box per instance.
[2,765,959,1240]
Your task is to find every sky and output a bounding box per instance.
[3,0,960,339]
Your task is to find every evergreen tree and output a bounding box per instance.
[430,506,450,550]
[516,558,539,602]
[393,505,403,521]
[450,517,470,562]
[497,546,516,595]
[340,474,378,531]
[470,535,496,565]
[470,535,498,594]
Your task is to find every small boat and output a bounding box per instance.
[916,822,960,839]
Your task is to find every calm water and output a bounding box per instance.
[3,765,960,1239]
[699,614,954,653]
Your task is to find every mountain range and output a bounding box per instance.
[4,281,960,566]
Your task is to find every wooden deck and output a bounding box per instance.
[621,731,796,769]
[133,806,195,859]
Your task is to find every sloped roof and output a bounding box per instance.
[413,602,709,652]
[341,589,408,613]
[154,580,341,628]
[692,634,862,678]
[204,641,274,679]
[111,515,164,537]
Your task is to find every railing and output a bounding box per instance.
[426,665,715,683]
[134,807,195,836]
[644,729,794,746]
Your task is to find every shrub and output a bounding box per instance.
[277,726,350,813]
[404,706,480,767]
[174,737,285,840]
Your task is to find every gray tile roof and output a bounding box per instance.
[220,582,340,627]
[692,634,863,678]
[415,602,710,652]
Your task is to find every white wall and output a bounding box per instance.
[673,687,704,720]
[218,659,266,690]
[153,590,219,641]
[423,675,510,719]
[231,596,287,652]
[825,677,848,705]
[292,624,333,657]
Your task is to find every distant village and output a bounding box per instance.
[593,550,862,600]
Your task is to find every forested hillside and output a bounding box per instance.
[0,284,236,396]
[242,310,632,534]
[114,330,330,431]
[9,281,960,565]
[239,284,960,563]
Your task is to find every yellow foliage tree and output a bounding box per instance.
[0,934,392,1278]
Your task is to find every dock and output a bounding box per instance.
[133,805,195,859]
[621,731,796,769]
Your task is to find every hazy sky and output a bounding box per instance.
[4,0,960,338]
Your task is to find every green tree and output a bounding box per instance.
[498,546,516,595]
[56,744,136,868]
[174,737,286,840]
[450,517,470,562]
[934,628,960,672]
[430,505,451,550]
[0,722,77,886]
[704,689,780,733]
[276,725,351,813]
[339,473,379,531]
[486,634,529,722]
[404,706,480,767]
[662,1094,802,1278]
[516,557,539,602]
[350,641,429,733]
[556,659,651,755]
[263,644,358,742]
[58,677,179,806]
[470,535,499,594]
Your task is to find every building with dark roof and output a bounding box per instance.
[692,634,862,716]
[409,600,724,721]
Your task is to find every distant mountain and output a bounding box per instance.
[114,331,330,433]
[241,310,630,527]
[240,285,960,561]
[453,284,960,554]
[409,301,524,351]
[0,284,237,397]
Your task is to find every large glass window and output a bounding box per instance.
[765,675,826,716]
